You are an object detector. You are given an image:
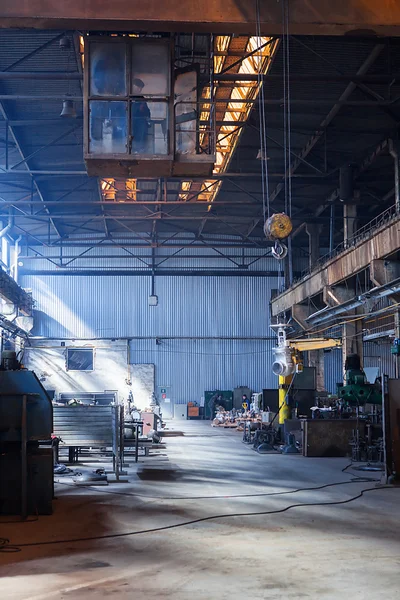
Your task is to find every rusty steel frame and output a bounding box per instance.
[271,205,400,316]
[1,0,400,36]
[0,103,62,238]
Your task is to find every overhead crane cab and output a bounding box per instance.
[83,35,216,177]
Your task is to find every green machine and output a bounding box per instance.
[204,390,233,420]
[337,354,382,406]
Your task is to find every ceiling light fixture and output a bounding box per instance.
[60,99,77,118]
[257,148,269,160]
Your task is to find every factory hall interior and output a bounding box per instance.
[2,2,400,599]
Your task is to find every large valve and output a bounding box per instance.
[271,325,303,377]
[272,345,296,377]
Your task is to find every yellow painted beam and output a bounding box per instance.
[288,338,342,352]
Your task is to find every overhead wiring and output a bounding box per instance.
[255,0,270,224]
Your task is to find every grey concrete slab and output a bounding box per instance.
[1,420,399,600]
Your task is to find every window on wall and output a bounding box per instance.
[66,348,94,371]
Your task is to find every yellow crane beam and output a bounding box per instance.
[287,338,342,352]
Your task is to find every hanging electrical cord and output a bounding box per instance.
[281,0,288,217]
[284,0,292,221]
[280,0,294,279]
[255,0,270,225]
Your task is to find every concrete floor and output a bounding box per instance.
[1,420,400,600]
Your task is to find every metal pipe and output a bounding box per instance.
[0,96,396,106]
[0,72,82,80]
[19,253,273,259]
[363,330,395,341]
[0,171,325,178]
[30,336,276,341]
[14,235,22,284]
[6,214,264,221]
[213,74,400,83]
[307,277,400,325]
[306,298,365,324]
[19,269,294,277]
[329,203,335,253]
[287,237,293,286]
[389,139,400,212]
[21,394,28,519]
[0,200,270,206]
[0,209,14,238]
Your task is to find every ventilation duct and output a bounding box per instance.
[0,210,14,239]
[14,316,34,333]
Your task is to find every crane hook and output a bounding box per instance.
[271,239,288,260]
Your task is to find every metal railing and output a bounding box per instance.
[290,203,400,289]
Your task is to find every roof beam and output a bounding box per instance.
[0,103,62,238]
[1,95,399,106]
[268,44,385,205]
[314,137,391,217]
[2,1,400,35]
[2,32,66,72]
[271,211,400,316]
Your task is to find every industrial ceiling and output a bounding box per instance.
[0,30,400,270]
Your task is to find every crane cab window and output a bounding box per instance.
[87,38,171,157]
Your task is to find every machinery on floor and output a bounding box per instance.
[338,354,382,406]
[209,327,387,459]
[0,351,53,516]
[271,324,342,426]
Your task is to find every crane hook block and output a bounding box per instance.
[264,212,293,240]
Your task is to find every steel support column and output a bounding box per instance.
[343,205,357,245]
[306,223,321,270]
[389,139,400,213]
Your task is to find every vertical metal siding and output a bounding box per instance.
[131,338,277,405]
[20,273,279,404]
[363,340,396,378]
[324,341,396,394]
[21,275,277,339]
[324,349,343,394]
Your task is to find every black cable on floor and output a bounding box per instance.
[0,485,391,552]
[0,517,38,524]
[54,476,379,500]
[0,538,21,553]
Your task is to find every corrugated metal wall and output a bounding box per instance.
[323,340,396,394]
[21,274,277,339]
[21,273,279,404]
[364,340,396,378]
[21,269,395,403]
[131,338,276,404]
[324,349,343,394]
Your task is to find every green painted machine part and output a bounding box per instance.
[204,390,233,419]
[337,354,382,405]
